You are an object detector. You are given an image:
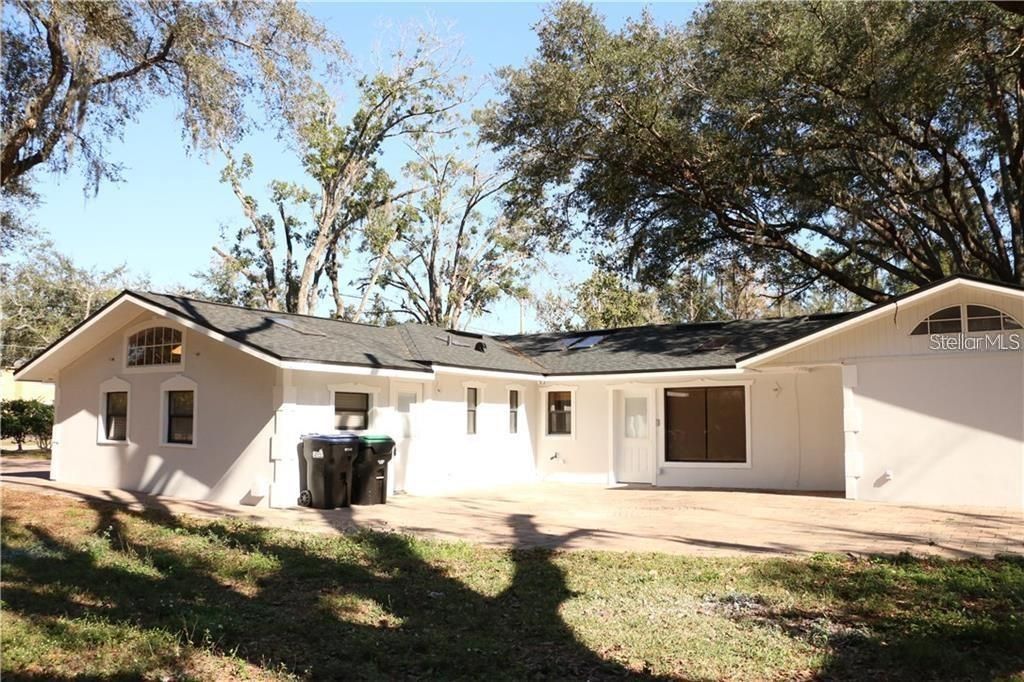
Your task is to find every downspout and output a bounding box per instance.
[793,373,803,490]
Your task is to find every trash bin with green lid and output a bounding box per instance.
[299,433,359,508]
[352,434,396,505]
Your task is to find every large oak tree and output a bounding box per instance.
[363,136,542,329]
[2,0,338,196]
[203,34,466,316]
[484,2,1024,302]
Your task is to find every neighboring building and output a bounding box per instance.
[0,368,54,404]
[13,275,1024,510]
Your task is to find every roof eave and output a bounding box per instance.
[736,275,1024,368]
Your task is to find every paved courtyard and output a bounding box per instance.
[2,457,1021,557]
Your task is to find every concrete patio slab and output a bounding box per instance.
[2,457,1021,557]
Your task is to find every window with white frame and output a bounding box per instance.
[105,392,128,441]
[664,386,746,463]
[466,387,479,435]
[508,389,520,434]
[911,304,1022,336]
[160,375,197,447]
[964,305,1022,332]
[127,326,183,367]
[334,392,369,430]
[167,391,194,444]
[546,390,572,436]
[98,377,131,444]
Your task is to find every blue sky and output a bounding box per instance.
[28,2,698,334]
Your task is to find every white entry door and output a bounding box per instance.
[614,389,655,484]
[390,381,422,493]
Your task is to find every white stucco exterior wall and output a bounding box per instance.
[849,354,1023,509]
[535,369,845,491]
[43,278,1020,511]
[279,370,538,498]
[409,374,537,493]
[53,313,277,505]
[757,283,1024,510]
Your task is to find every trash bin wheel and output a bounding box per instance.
[298,489,313,507]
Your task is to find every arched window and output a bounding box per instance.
[964,305,1022,332]
[911,305,1022,335]
[127,327,183,367]
[910,306,962,335]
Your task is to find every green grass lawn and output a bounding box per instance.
[1,488,1022,681]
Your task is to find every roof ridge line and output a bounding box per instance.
[495,312,853,340]
[134,290,411,331]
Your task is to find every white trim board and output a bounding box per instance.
[540,368,745,383]
[281,360,434,380]
[432,364,541,381]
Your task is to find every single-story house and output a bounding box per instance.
[13,275,1024,510]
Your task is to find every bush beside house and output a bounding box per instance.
[1,399,54,451]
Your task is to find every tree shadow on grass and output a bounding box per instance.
[4,494,1023,680]
[1,498,665,680]
[744,553,1024,681]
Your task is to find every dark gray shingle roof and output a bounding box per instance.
[495,314,847,375]
[397,324,546,374]
[132,292,429,372]
[131,291,849,375]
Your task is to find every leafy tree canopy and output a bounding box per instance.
[201,33,464,317]
[366,134,543,329]
[484,1,1024,303]
[0,399,53,451]
[534,263,843,332]
[535,271,660,332]
[0,235,147,365]
[2,0,340,196]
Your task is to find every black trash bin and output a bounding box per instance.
[352,434,396,505]
[299,433,359,509]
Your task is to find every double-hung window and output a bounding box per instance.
[98,377,131,445]
[546,391,572,435]
[167,390,194,445]
[104,391,128,441]
[508,389,520,434]
[466,387,479,435]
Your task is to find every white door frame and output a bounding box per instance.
[389,381,424,494]
[607,384,657,485]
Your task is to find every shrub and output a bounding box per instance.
[1,399,54,451]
